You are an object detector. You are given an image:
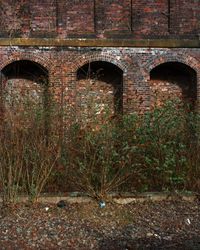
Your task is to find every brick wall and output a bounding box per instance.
[0,0,199,38]
[170,0,199,37]
[0,47,199,114]
[0,1,199,114]
[150,64,197,108]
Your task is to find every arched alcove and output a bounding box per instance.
[150,62,197,109]
[0,60,49,126]
[2,60,48,82]
[1,60,48,109]
[77,61,123,118]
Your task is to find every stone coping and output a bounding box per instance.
[0,38,199,48]
[0,192,196,204]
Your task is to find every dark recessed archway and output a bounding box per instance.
[150,62,197,109]
[0,60,49,117]
[77,61,123,115]
[2,60,48,84]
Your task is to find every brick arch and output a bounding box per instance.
[144,54,200,81]
[69,53,129,73]
[67,53,130,114]
[0,53,53,73]
[144,53,200,110]
[68,53,151,113]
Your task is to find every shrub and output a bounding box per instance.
[0,90,199,203]
[0,92,60,203]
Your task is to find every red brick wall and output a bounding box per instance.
[76,79,114,120]
[150,76,196,108]
[0,47,199,114]
[95,0,131,37]
[170,0,199,37]
[30,0,57,37]
[4,78,43,110]
[62,0,95,37]
[132,0,169,38]
[0,0,199,38]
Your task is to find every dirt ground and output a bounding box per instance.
[0,199,199,250]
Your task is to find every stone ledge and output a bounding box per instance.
[0,192,196,204]
[0,38,199,48]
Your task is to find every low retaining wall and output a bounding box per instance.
[0,192,196,204]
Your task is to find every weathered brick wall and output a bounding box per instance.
[132,0,169,38]
[0,47,199,114]
[169,0,199,37]
[0,0,199,38]
[150,76,196,108]
[0,1,199,114]
[76,79,114,120]
[4,78,43,106]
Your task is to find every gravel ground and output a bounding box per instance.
[0,199,199,250]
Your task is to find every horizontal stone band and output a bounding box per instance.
[0,38,199,48]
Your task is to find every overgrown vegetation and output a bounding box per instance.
[0,88,200,203]
[0,92,60,203]
[62,99,200,198]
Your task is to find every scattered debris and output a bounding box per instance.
[0,200,199,249]
[44,207,49,212]
[57,200,66,208]
[186,218,191,225]
[99,200,106,208]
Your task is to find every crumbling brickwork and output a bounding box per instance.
[0,0,199,114]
